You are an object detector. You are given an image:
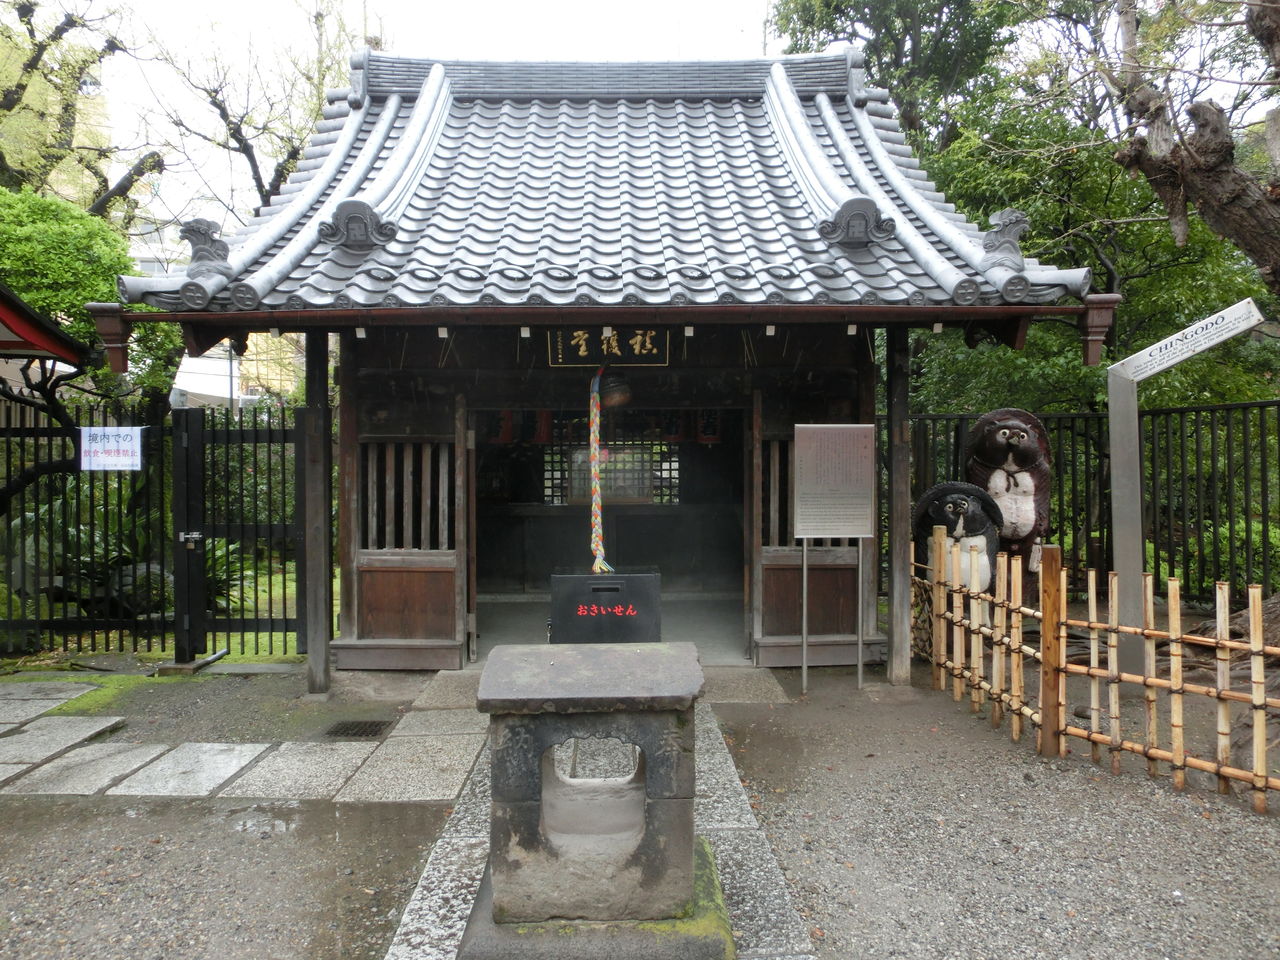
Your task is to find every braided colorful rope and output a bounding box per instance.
[589,367,613,574]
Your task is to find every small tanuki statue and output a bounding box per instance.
[964,408,1052,574]
[911,482,1003,661]
[912,482,1004,592]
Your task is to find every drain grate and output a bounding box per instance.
[324,719,393,739]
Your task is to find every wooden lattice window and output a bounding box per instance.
[359,440,454,550]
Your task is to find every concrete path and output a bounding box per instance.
[0,665,808,960]
[0,666,787,803]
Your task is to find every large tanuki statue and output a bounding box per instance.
[964,408,1052,573]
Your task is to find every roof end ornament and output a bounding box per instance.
[819,196,895,248]
[980,208,1029,272]
[318,198,396,251]
[178,219,235,309]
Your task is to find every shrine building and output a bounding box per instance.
[103,49,1114,679]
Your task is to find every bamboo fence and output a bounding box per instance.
[912,527,1278,814]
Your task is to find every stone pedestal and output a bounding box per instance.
[476,642,703,924]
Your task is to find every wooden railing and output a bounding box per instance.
[913,529,1278,814]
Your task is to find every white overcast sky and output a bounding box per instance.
[96,0,793,239]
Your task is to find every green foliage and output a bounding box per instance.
[0,188,131,332]
[0,188,184,393]
[911,85,1277,412]
[771,0,1032,143]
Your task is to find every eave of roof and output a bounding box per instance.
[0,281,93,366]
[118,50,1092,318]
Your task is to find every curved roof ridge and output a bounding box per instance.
[166,99,371,310]
[362,49,854,99]
[225,93,407,310]
[763,62,895,249]
[812,92,977,304]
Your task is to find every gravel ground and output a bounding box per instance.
[715,663,1280,960]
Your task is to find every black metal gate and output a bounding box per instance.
[171,406,306,663]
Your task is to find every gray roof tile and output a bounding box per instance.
[122,52,1091,312]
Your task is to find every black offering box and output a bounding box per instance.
[549,568,661,643]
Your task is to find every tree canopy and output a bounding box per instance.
[771,0,1280,412]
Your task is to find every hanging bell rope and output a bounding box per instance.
[589,366,614,574]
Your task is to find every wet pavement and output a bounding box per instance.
[0,663,799,960]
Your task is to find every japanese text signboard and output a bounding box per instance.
[548,327,670,366]
[793,424,875,539]
[80,427,143,471]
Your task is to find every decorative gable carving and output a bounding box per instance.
[818,197,895,248]
[319,199,396,251]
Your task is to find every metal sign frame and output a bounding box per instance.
[792,424,876,692]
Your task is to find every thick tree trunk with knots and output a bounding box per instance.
[1115,0,1280,298]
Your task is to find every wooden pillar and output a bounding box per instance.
[336,334,357,648]
[885,326,911,684]
[855,332,879,649]
[304,331,333,694]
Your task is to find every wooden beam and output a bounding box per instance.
[886,326,912,685]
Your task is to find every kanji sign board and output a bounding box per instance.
[793,424,875,539]
[80,427,143,471]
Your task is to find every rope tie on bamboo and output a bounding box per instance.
[588,366,613,575]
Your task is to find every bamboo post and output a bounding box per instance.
[991,552,1008,729]
[1143,573,1159,778]
[1215,581,1232,795]
[1107,571,1122,775]
[1249,585,1268,815]
[951,541,964,702]
[1010,555,1024,743]
[931,526,947,692]
[969,545,983,714]
[1088,568,1101,763]
[1168,578,1185,791]
[1038,545,1065,757]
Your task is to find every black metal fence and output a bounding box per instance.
[172,406,303,661]
[0,401,172,656]
[0,401,303,660]
[894,399,1278,603]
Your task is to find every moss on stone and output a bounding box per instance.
[489,838,734,958]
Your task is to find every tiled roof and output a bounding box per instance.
[121,50,1091,313]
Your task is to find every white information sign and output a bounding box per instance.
[80,426,143,471]
[792,424,875,539]
[1110,298,1264,382]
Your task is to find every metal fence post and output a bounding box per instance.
[171,408,207,664]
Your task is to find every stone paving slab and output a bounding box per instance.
[385,836,488,960]
[220,741,377,799]
[694,705,757,831]
[0,681,97,701]
[1,742,170,795]
[107,742,269,797]
[336,734,485,803]
[412,672,480,710]
[702,667,789,704]
[703,828,815,960]
[0,699,74,723]
[0,762,30,785]
[439,746,490,842]
[0,716,124,764]
[391,708,487,737]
